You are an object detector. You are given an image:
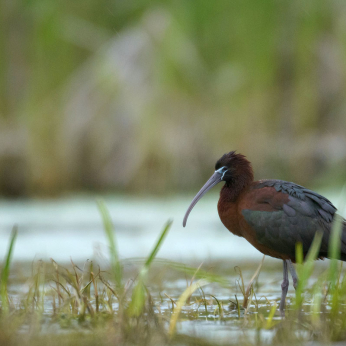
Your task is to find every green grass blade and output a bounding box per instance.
[328,185,346,315]
[127,280,146,317]
[296,242,303,265]
[328,182,345,285]
[144,219,173,269]
[210,294,223,320]
[328,214,344,288]
[0,226,18,314]
[295,231,323,308]
[305,231,323,262]
[329,213,344,259]
[128,220,172,317]
[97,200,123,294]
[265,302,277,329]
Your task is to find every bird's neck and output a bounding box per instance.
[219,184,244,205]
[217,156,254,238]
[219,156,254,204]
[217,180,252,238]
[219,175,253,204]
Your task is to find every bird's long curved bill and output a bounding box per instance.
[183,171,223,227]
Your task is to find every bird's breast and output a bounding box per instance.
[217,197,243,237]
[218,198,291,260]
[217,186,292,260]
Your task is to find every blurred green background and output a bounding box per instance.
[1,0,346,197]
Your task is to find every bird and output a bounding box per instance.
[183,151,346,316]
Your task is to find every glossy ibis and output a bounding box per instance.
[183,151,346,316]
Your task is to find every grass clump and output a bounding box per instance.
[0,202,230,345]
[2,201,346,345]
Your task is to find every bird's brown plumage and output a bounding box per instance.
[215,153,346,262]
[184,151,346,262]
[218,184,294,260]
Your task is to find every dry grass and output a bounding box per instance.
[1,203,346,345]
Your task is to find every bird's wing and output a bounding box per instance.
[241,180,340,259]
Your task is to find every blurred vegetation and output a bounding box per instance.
[1,0,346,196]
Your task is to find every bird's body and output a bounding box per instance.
[183,151,346,316]
[218,179,345,262]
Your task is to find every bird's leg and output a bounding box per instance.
[279,260,289,318]
[286,259,298,290]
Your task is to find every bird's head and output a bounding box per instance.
[183,151,253,227]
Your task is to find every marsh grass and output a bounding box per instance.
[0,226,17,315]
[1,202,346,345]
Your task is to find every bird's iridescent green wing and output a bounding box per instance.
[242,180,342,260]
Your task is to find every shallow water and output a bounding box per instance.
[5,263,289,342]
[0,190,342,264]
[1,191,344,343]
[0,193,264,263]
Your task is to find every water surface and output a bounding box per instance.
[0,190,342,264]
